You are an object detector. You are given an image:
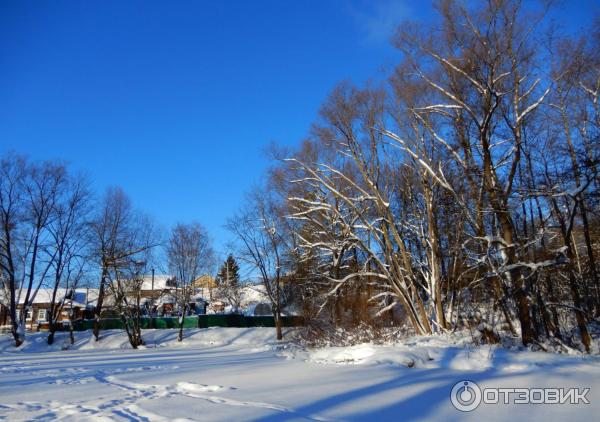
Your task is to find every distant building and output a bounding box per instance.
[209,300,226,313]
[191,274,216,290]
[138,274,178,298]
[136,274,178,316]
[0,288,98,331]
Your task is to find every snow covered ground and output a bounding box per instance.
[0,328,599,421]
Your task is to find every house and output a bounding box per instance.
[109,274,177,313]
[208,300,226,313]
[108,274,215,317]
[139,274,178,299]
[0,288,99,331]
[191,274,216,302]
[192,274,216,290]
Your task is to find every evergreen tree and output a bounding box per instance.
[216,255,240,287]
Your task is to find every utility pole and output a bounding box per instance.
[151,267,155,315]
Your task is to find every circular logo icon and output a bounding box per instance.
[450,380,482,412]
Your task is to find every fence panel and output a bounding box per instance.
[71,315,304,331]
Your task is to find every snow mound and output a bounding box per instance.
[176,382,232,393]
[306,344,432,368]
[309,344,377,364]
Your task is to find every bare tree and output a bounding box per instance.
[107,259,148,349]
[46,173,92,345]
[89,187,155,342]
[227,189,288,340]
[166,222,213,341]
[0,154,67,347]
[0,154,27,346]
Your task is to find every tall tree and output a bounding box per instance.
[89,187,153,342]
[166,222,213,341]
[227,189,288,340]
[0,154,68,347]
[46,173,92,345]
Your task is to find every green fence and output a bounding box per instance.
[71,315,303,331]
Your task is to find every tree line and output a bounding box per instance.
[2,0,599,353]
[226,0,600,352]
[0,154,218,348]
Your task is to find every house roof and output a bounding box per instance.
[1,288,99,307]
[109,274,176,291]
[192,274,216,288]
[239,284,269,306]
[140,274,176,291]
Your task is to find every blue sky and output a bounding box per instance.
[0,0,596,257]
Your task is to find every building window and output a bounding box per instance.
[26,309,33,320]
[37,309,47,321]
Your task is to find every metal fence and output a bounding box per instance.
[70,315,304,331]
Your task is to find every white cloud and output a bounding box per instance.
[348,0,412,45]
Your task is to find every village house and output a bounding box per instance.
[113,274,178,316]
[118,274,209,316]
[0,288,98,331]
[191,274,216,290]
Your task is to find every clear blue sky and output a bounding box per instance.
[0,0,596,256]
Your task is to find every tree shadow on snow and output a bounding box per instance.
[251,347,590,422]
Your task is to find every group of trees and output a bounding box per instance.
[0,156,158,348]
[0,155,91,347]
[0,150,279,349]
[3,0,598,353]
[0,154,216,348]
[227,0,600,352]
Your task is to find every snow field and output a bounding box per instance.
[1,328,599,421]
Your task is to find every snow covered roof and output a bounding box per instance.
[140,274,176,291]
[239,284,269,307]
[108,274,177,291]
[0,288,99,307]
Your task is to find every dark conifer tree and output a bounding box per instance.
[216,255,240,287]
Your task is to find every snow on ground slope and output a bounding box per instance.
[0,328,599,421]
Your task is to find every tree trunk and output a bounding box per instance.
[121,314,141,349]
[567,271,592,353]
[275,309,283,341]
[178,305,187,342]
[47,327,56,345]
[12,326,23,347]
[69,318,75,345]
[550,197,591,352]
[94,268,108,341]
